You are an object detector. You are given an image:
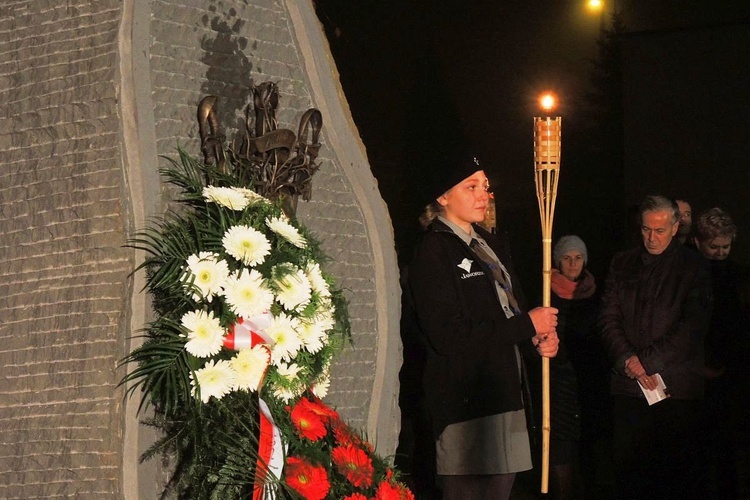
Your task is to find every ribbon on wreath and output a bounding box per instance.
[224,312,274,350]
[224,313,283,499]
[253,397,286,500]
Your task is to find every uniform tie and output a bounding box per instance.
[470,239,521,315]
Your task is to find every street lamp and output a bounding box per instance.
[586,0,606,30]
[587,0,603,13]
[533,92,561,495]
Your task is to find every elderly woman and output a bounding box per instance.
[693,208,750,499]
[548,235,609,500]
[407,155,559,500]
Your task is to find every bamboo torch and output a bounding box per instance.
[533,93,561,494]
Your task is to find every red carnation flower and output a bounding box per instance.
[290,400,327,441]
[285,456,330,500]
[331,444,375,488]
[331,417,353,445]
[330,417,373,452]
[342,494,368,500]
[305,395,339,421]
[373,480,415,500]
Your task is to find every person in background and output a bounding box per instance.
[548,235,610,500]
[599,195,712,500]
[692,207,750,499]
[407,155,559,500]
[675,198,693,245]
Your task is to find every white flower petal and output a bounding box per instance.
[237,187,270,205]
[222,270,275,319]
[181,309,225,358]
[266,313,303,364]
[231,346,270,391]
[266,216,307,248]
[274,266,312,311]
[190,359,236,403]
[203,186,250,210]
[305,262,331,297]
[222,225,271,266]
[298,320,327,354]
[182,252,230,302]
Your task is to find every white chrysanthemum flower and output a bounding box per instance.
[305,262,331,297]
[190,359,236,403]
[222,225,271,266]
[266,216,307,248]
[222,270,275,319]
[203,185,250,210]
[298,320,327,354]
[181,309,225,358]
[312,303,336,332]
[276,361,303,381]
[236,187,269,205]
[230,346,270,391]
[182,252,230,302]
[266,313,303,364]
[272,385,299,403]
[274,266,312,311]
[311,373,331,399]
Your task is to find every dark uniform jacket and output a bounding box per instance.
[599,239,712,400]
[408,219,536,439]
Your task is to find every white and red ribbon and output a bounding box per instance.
[253,397,286,500]
[224,312,274,350]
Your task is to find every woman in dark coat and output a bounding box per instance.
[548,235,610,499]
[692,208,750,499]
[407,156,559,500]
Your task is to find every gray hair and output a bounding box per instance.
[640,195,679,224]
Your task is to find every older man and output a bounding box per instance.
[599,195,712,500]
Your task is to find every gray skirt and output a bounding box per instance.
[436,346,532,475]
[435,409,533,475]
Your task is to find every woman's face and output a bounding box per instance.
[437,170,489,233]
[559,250,584,281]
[696,235,732,260]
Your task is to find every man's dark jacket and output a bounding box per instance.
[408,219,536,439]
[599,239,712,399]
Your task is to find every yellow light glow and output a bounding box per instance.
[539,93,556,112]
[587,0,603,12]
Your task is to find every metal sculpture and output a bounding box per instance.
[198,81,323,217]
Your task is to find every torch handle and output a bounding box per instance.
[533,115,561,495]
[541,236,552,493]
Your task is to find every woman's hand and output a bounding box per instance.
[528,306,558,336]
[529,307,559,358]
[533,330,559,358]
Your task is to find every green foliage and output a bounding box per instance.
[119,148,354,498]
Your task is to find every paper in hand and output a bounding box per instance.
[639,373,669,405]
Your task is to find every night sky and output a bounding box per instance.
[314,1,750,296]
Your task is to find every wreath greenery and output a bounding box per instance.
[121,149,412,499]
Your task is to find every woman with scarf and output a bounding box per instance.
[548,235,610,499]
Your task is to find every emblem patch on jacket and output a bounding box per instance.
[457,258,473,273]
[458,258,484,279]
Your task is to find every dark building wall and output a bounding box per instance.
[621,21,750,262]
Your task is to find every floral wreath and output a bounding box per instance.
[121,149,413,499]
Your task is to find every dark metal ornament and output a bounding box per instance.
[197,81,323,217]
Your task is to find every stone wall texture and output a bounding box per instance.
[0,1,401,498]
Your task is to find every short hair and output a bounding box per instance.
[695,207,737,242]
[640,195,679,224]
